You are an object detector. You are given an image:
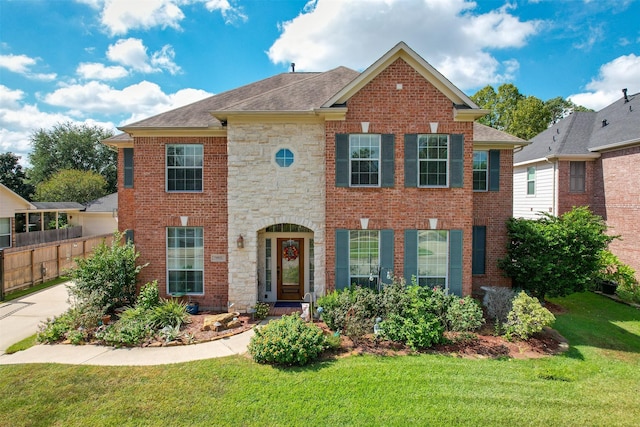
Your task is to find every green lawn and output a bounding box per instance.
[1,292,639,426]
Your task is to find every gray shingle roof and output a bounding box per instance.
[121,67,360,129]
[31,202,84,210]
[83,193,117,212]
[515,91,640,163]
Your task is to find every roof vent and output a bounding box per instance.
[291,62,295,73]
[602,119,608,127]
[622,88,629,103]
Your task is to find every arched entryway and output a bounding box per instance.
[258,223,314,302]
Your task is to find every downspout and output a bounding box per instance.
[545,157,557,216]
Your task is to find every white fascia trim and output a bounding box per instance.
[589,138,640,152]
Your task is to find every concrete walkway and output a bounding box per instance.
[0,282,257,366]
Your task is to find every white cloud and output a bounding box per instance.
[0,54,57,81]
[568,54,640,110]
[100,0,185,36]
[94,0,246,35]
[267,0,542,90]
[43,80,211,119]
[77,62,129,80]
[106,38,181,74]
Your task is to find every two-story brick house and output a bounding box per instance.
[105,42,525,312]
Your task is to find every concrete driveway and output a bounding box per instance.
[0,283,71,354]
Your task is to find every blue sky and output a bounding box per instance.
[1,0,639,165]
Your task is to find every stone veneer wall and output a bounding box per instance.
[227,121,327,311]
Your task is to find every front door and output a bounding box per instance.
[277,238,303,300]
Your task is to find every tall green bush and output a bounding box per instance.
[68,232,147,313]
[499,207,614,300]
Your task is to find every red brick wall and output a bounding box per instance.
[600,147,640,279]
[557,160,595,215]
[325,58,476,296]
[118,137,228,309]
[471,150,513,292]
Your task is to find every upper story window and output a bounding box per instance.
[275,148,294,167]
[166,144,203,192]
[123,148,133,188]
[473,151,488,191]
[527,166,536,195]
[570,161,586,193]
[350,134,380,186]
[418,134,449,187]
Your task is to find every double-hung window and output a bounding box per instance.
[0,218,11,249]
[527,167,536,195]
[417,230,449,287]
[473,151,488,191]
[418,134,448,187]
[166,144,203,192]
[570,161,586,193]
[349,230,380,288]
[350,134,380,186]
[167,227,204,294]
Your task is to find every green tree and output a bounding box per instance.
[509,96,551,140]
[498,207,615,300]
[28,122,116,193]
[0,152,34,199]
[34,169,108,204]
[545,96,593,124]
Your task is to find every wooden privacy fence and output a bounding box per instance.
[0,233,113,299]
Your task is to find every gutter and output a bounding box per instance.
[589,137,640,152]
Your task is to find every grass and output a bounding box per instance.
[0,292,638,426]
[1,277,69,302]
[4,334,38,354]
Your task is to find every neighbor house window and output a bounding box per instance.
[167,227,204,294]
[350,134,380,186]
[0,218,11,249]
[418,134,449,187]
[275,148,294,167]
[570,161,586,193]
[473,151,488,191]
[349,230,379,288]
[166,144,203,192]
[527,167,536,195]
[417,230,449,287]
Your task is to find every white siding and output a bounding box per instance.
[0,186,32,218]
[75,212,118,236]
[513,161,557,219]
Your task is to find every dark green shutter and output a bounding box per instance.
[335,229,349,290]
[472,226,486,275]
[403,230,418,285]
[380,229,394,284]
[489,150,500,192]
[404,134,418,187]
[124,148,133,188]
[381,134,395,188]
[335,134,349,187]
[449,229,463,296]
[450,134,464,188]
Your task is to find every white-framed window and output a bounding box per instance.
[570,161,586,193]
[0,218,11,249]
[527,166,536,195]
[349,230,379,288]
[350,134,380,187]
[167,227,204,294]
[418,134,449,187]
[473,151,488,191]
[417,230,449,287]
[166,144,203,192]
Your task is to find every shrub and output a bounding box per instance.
[504,291,555,340]
[137,281,160,310]
[595,250,640,304]
[37,310,78,343]
[484,287,516,324]
[248,314,326,366]
[317,289,355,331]
[68,231,147,313]
[96,308,154,346]
[380,312,444,350]
[149,299,190,329]
[253,302,271,320]
[445,296,484,332]
[499,207,614,300]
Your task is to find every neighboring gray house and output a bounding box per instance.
[513,89,640,277]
